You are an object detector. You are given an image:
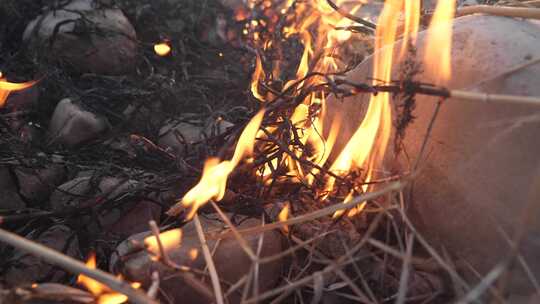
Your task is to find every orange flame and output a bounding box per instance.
[278,202,291,233]
[154,42,171,57]
[251,54,266,101]
[424,0,455,83]
[144,228,182,255]
[0,73,36,108]
[180,110,265,219]
[77,253,140,304]
[400,0,421,58]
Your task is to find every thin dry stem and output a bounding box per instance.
[0,228,156,304]
[456,5,540,19]
[194,214,225,304]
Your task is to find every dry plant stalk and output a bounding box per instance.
[0,228,156,304]
[456,5,540,19]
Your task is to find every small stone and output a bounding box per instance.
[14,165,67,204]
[158,116,233,158]
[49,176,156,236]
[103,200,162,238]
[112,214,284,304]
[3,225,80,286]
[23,0,137,75]
[48,98,110,147]
[0,166,26,210]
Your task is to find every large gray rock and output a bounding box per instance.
[0,166,26,210]
[14,165,67,204]
[50,176,159,237]
[326,15,540,295]
[48,98,110,147]
[3,225,80,286]
[23,0,137,75]
[111,214,284,304]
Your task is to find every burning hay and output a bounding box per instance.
[1,0,540,303]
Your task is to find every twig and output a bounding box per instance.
[450,90,540,106]
[194,214,225,304]
[325,0,377,30]
[396,234,415,304]
[209,179,405,239]
[456,5,540,19]
[147,272,160,299]
[0,227,156,304]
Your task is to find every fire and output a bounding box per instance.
[400,0,421,57]
[325,0,403,208]
[251,54,266,101]
[154,42,171,56]
[144,228,182,255]
[173,0,456,221]
[77,253,140,304]
[176,110,265,219]
[424,0,455,83]
[278,202,291,233]
[0,72,36,108]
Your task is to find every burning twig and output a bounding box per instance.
[325,0,377,31]
[0,228,156,304]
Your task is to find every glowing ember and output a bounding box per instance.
[144,228,183,255]
[174,110,265,219]
[154,42,171,56]
[0,72,36,108]
[278,202,291,233]
[189,248,199,260]
[77,253,139,304]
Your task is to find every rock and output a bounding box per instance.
[23,0,137,75]
[48,98,110,147]
[103,200,162,238]
[49,176,94,211]
[326,15,540,295]
[14,165,67,204]
[158,116,233,158]
[111,214,284,304]
[3,225,80,286]
[0,166,26,210]
[49,176,159,237]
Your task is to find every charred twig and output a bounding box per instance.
[325,0,377,30]
[0,228,156,304]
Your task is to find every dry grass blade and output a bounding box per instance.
[456,5,540,19]
[396,234,415,304]
[456,261,508,304]
[194,214,225,304]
